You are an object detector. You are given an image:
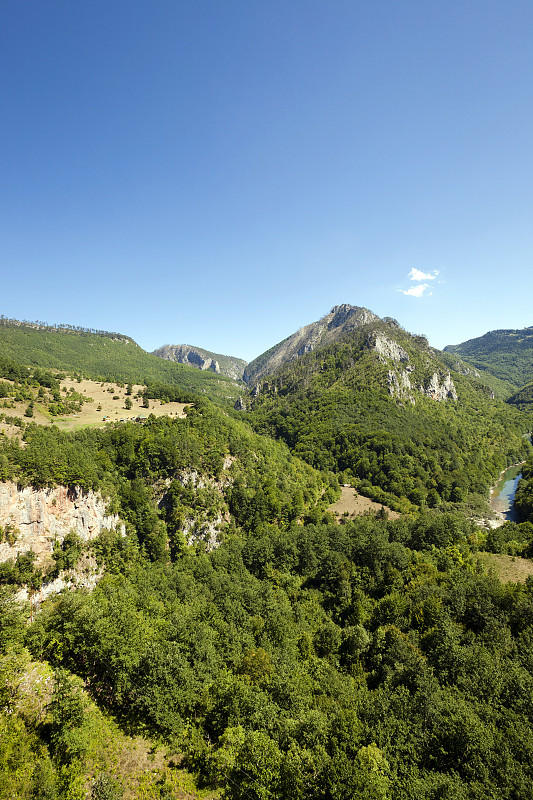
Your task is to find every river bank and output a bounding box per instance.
[487,462,525,528]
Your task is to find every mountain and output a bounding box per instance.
[508,379,533,407]
[239,308,532,510]
[151,343,247,380]
[4,309,533,800]
[444,325,533,388]
[0,318,240,404]
[243,304,382,384]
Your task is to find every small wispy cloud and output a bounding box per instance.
[401,283,432,298]
[409,268,439,281]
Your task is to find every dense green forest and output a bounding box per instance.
[515,455,533,525]
[5,509,533,798]
[242,327,532,512]
[0,321,241,404]
[508,380,533,408]
[2,312,533,798]
[444,326,533,388]
[0,402,332,561]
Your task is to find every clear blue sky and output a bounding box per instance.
[1,1,531,362]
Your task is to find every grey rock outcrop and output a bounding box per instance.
[387,367,415,402]
[371,332,410,364]
[152,344,247,380]
[158,469,232,552]
[420,373,458,401]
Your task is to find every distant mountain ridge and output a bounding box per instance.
[0,318,240,405]
[444,326,533,388]
[151,344,247,381]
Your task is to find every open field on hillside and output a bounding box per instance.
[0,377,188,436]
[328,486,401,520]
[477,552,533,584]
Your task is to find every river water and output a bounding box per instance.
[489,465,523,522]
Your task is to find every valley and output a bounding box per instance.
[1,306,533,800]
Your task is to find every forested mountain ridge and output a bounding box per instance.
[4,309,533,798]
[508,379,533,407]
[0,318,241,405]
[243,302,516,398]
[241,316,533,511]
[444,324,533,388]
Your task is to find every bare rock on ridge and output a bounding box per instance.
[243,304,380,384]
[152,344,247,381]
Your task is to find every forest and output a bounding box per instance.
[2,319,533,798]
[0,322,239,405]
[5,508,533,799]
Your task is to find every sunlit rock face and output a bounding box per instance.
[0,481,123,565]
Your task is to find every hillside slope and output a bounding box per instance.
[444,325,533,387]
[243,304,381,384]
[241,315,532,510]
[0,319,240,404]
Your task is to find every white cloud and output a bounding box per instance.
[402,283,431,298]
[409,268,439,281]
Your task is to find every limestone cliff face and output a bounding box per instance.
[158,466,234,552]
[368,332,457,403]
[420,372,458,401]
[371,332,410,364]
[244,304,380,384]
[0,482,123,566]
[153,345,221,373]
[243,304,460,405]
[151,344,247,380]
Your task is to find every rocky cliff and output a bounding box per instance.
[369,331,457,403]
[151,344,247,381]
[0,482,123,566]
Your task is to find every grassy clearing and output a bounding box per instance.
[0,377,189,436]
[477,552,533,584]
[328,486,401,520]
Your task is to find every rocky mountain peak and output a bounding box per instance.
[327,304,379,330]
[244,303,380,384]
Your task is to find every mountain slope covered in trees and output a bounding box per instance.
[444,325,533,388]
[241,316,532,511]
[3,307,533,799]
[0,319,241,405]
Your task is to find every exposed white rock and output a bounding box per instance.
[372,333,410,364]
[419,372,458,401]
[244,304,380,383]
[151,344,246,380]
[15,553,104,604]
[0,482,123,566]
[387,369,415,402]
[158,467,233,551]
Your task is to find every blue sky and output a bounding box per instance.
[1,1,531,362]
